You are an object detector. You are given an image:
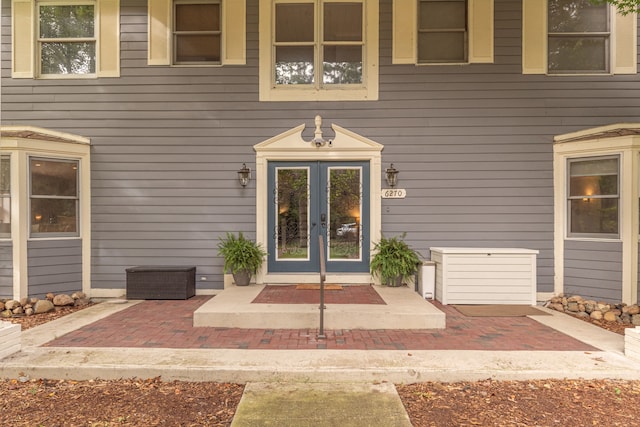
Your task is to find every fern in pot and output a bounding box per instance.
[217,232,267,286]
[370,233,421,287]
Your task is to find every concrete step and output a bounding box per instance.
[193,284,445,329]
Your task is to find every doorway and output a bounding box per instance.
[267,161,370,273]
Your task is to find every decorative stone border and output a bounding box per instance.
[0,321,20,359]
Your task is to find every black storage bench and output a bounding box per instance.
[126,266,196,300]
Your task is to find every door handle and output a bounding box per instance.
[320,213,326,228]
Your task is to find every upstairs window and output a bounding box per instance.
[30,158,80,237]
[12,0,120,79]
[38,2,96,76]
[522,0,636,75]
[0,156,10,238]
[418,0,467,63]
[274,1,363,85]
[568,156,619,238]
[259,0,378,101]
[148,0,246,66]
[548,0,609,74]
[173,0,221,64]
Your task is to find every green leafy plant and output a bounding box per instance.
[217,232,267,275]
[370,233,421,286]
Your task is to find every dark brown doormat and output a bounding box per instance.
[453,304,551,317]
[295,284,343,290]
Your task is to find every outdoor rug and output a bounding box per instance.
[296,284,343,290]
[453,304,551,317]
[252,285,386,305]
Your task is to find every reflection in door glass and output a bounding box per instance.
[276,168,309,260]
[328,167,361,260]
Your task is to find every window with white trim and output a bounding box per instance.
[0,156,10,238]
[392,0,493,65]
[522,0,637,75]
[173,0,221,65]
[418,0,468,63]
[548,0,609,74]
[567,156,619,238]
[11,0,120,79]
[38,2,97,76]
[148,0,246,66]
[30,158,80,237]
[259,0,378,101]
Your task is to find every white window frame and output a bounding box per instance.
[0,156,11,239]
[37,0,98,78]
[566,155,620,239]
[29,156,81,238]
[522,0,637,75]
[547,0,610,75]
[12,0,120,79]
[259,0,379,102]
[172,0,222,65]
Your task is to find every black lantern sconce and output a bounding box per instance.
[385,164,398,188]
[238,163,251,187]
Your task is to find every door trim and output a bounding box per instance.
[254,117,383,284]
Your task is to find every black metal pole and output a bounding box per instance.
[318,235,326,339]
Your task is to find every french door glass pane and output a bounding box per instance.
[276,168,309,260]
[328,168,361,260]
[323,46,362,84]
[548,37,607,72]
[324,3,362,42]
[276,3,314,42]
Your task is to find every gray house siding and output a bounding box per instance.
[564,240,623,302]
[27,240,82,298]
[2,0,639,296]
[0,241,12,297]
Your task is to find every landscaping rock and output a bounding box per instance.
[71,291,87,300]
[590,311,603,320]
[74,298,91,307]
[53,294,74,307]
[633,314,640,326]
[604,311,618,322]
[628,305,640,315]
[33,299,54,314]
[4,300,19,311]
[1,310,12,318]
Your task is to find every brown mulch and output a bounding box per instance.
[2,304,640,425]
[4,302,96,331]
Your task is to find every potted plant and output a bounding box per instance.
[217,232,267,286]
[370,233,421,287]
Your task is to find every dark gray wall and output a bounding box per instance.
[2,0,640,296]
[27,240,82,298]
[0,241,11,297]
[564,240,623,302]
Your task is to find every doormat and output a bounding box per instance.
[295,284,343,290]
[452,304,551,317]
[252,285,386,305]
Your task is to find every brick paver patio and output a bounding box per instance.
[45,294,597,351]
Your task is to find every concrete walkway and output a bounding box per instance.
[2,298,640,425]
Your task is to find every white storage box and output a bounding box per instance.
[430,247,539,305]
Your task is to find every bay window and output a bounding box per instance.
[0,156,10,238]
[30,158,79,236]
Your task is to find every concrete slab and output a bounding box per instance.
[231,382,412,427]
[193,284,446,329]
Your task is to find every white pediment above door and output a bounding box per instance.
[254,116,383,158]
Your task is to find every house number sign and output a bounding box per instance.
[382,189,406,199]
